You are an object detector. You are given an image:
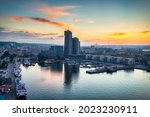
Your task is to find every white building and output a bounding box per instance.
[126,58,135,65]
[99,55,105,61]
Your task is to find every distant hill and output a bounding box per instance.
[0,41,54,47]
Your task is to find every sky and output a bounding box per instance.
[0,0,150,45]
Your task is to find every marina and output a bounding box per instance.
[17,62,150,100]
[0,0,150,101]
[0,62,27,100]
[1,58,150,100]
[14,66,27,99]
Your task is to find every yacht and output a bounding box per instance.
[86,67,107,74]
[16,83,27,98]
[23,60,31,67]
[14,69,21,77]
[15,77,21,85]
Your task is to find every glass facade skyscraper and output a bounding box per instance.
[64,30,80,56]
[64,30,72,56]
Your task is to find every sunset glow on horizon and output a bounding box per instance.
[0,0,150,45]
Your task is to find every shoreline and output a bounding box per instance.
[5,63,16,100]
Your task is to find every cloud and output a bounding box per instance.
[111,32,127,36]
[0,27,6,32]
[26,32,61,38]
[0,31,37,42]
[30,32,64,39]
[0,28,63,43]
[26,31,63,39]
[35,6,78,18]
[34,33,59,36]
[7,16,65,28]
[84,39,99,42]
[73,18,81,23]
[57,35,64,38]
[140,31,150,34]
[8,16,26,21]
[29,17,65,27]
[12,30,61,38]
[87,20,95,24]
[0,26,13,32]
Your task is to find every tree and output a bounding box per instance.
[10,54,16,62]
[38,51,49,61]
[0,61,8,69]
[1,51,10,59]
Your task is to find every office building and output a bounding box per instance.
[64,30,72,56]
[50,46,63,58]
[72,37,80,55]
[64,30,80,56]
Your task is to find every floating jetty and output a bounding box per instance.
[107,66,117,73]
[86,65,134,74]
[135,65,150,72]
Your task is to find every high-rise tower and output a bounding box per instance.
[72,37,80,55]
[64,30,72,56]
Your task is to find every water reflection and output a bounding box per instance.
[64,63,80,88]
[20,63,150,100]
[50,62,63,72]
[38,62,63,72]
[124,69,134,73]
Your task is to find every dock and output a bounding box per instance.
[86,65,134,74]
[135,65,150,71]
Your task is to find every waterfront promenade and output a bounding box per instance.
[5,63,16,100]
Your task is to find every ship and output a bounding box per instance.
[86,67,107,74]
[16,82,27,98]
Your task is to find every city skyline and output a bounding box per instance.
[0,0,150,45]
[64,30,80,56]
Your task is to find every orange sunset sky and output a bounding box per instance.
[0,0,150,45]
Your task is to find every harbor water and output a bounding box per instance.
[21,62,150,100]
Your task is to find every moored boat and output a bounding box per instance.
[86,67,107,74]
[14,69,21,77]
[16,83,27,98]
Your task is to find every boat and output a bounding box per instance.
[14,69,21,77]
[31,63,36,66]
[81,65,92,68]
[106,66,117,73]
[16,83,27,98]
[23,60,31,67]
[86,67,107,74]
[15,77,21,85]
